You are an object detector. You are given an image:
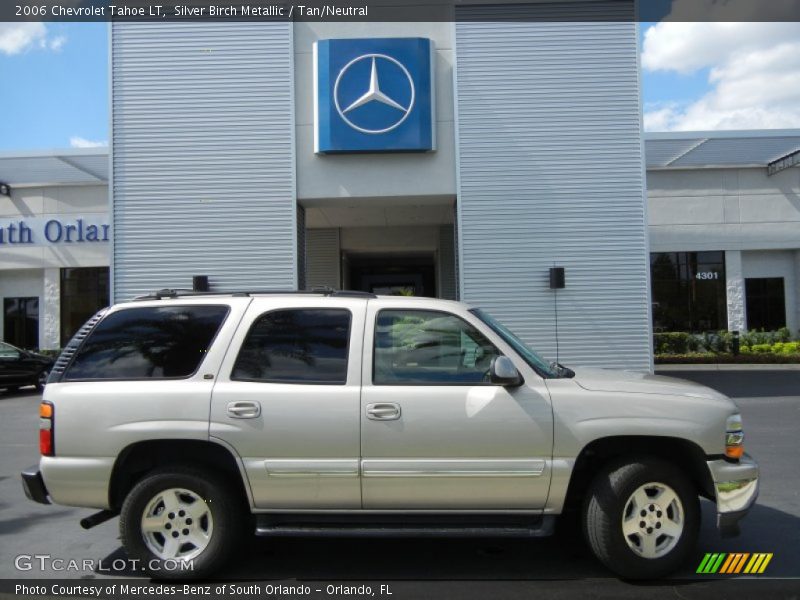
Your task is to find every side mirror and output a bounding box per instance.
[489,356,523,387]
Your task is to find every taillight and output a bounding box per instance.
[39,401,54,456]
[725,414,744,460]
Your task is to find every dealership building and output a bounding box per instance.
[1,12,799,370]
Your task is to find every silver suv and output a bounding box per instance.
[21,290,759,579]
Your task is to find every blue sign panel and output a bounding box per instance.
[314,38,435,154]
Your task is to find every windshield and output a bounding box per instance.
[470,308,558,378]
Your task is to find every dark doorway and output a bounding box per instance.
[745,277,786,331]
[4,297,39,350]
[346,253,436,297]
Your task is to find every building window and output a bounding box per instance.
[650,252,727,332]
[60,267,110,347]
[3,297,39,350]
[745,278,786,331]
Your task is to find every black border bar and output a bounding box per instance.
[5,0,800,22]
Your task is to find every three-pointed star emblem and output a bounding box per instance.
[343,57,407,114]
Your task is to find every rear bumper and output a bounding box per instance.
[706,453,759,537]
[21,465,51,505]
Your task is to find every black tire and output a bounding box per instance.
[582,457,699,580]
[119,466,246,579]
[35,370,49,392]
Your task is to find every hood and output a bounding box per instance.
[571,367,729,402]
[26,351,54,364]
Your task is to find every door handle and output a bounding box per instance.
[226,401,261,419]
[366,403,401,421]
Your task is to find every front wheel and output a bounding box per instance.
[119,467,246,579]
[583,457,699,579]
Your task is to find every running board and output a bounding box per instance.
[255,516,555,538]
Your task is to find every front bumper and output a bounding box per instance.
[706,453,759,537]
[21,465,51,505]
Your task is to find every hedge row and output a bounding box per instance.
[656,353,800,364]
[654,328,795,355]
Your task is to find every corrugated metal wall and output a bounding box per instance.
[455,3,652,370]
[305,228,341,290]
[111,22,296,300]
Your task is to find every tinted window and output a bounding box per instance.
[374,310,500,385]
[650,251,726,332]
[745,278,786,331]
[65,305,229,380]
[0,342,21,359]
[60,267,109,347]
[232,309,351,384]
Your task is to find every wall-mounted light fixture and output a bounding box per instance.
[193,275,209,292]
[0,182,10,197]
[549,267,565,289]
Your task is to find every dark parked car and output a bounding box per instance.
[0,342,54,392]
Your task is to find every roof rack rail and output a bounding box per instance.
[131,288,378,301]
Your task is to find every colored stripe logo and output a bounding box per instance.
[697,553,773,574]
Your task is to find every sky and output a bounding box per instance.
[1,21,800,151]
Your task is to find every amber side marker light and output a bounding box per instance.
[39,401,54,456]
[725,414,744,460]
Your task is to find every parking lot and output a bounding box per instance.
[1,371,799,599]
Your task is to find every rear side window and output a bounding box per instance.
[232,309,351,384]
[64,305,229,380]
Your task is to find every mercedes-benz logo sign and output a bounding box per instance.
[334,53,416,135]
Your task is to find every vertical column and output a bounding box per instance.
[42,268,61,349]
[726,250,746,332]
[454,6,649,370]
[112,23,296,299]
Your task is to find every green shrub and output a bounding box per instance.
[772,341,800,354]
[654,332,693,354]
[656,352,800,364]
[655,328,796,357]
[741,327,794,348]
[750,343,773,354]
[37,348,62,358]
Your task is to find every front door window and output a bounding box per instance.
[373,309,500,384]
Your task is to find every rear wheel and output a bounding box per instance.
[583,457,699,579]
[119,467,246,579]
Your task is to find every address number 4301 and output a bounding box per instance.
[696,272,720,280]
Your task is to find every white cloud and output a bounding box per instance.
[0,23,47,55]
[70,137,108,149]
[48,36,67,52]
[642,22,800,131]
[0,24,67,56]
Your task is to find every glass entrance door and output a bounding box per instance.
[346,254,436,297]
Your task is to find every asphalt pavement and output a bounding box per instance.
[1,371,799,599]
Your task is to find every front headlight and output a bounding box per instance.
[725,414,744,460]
